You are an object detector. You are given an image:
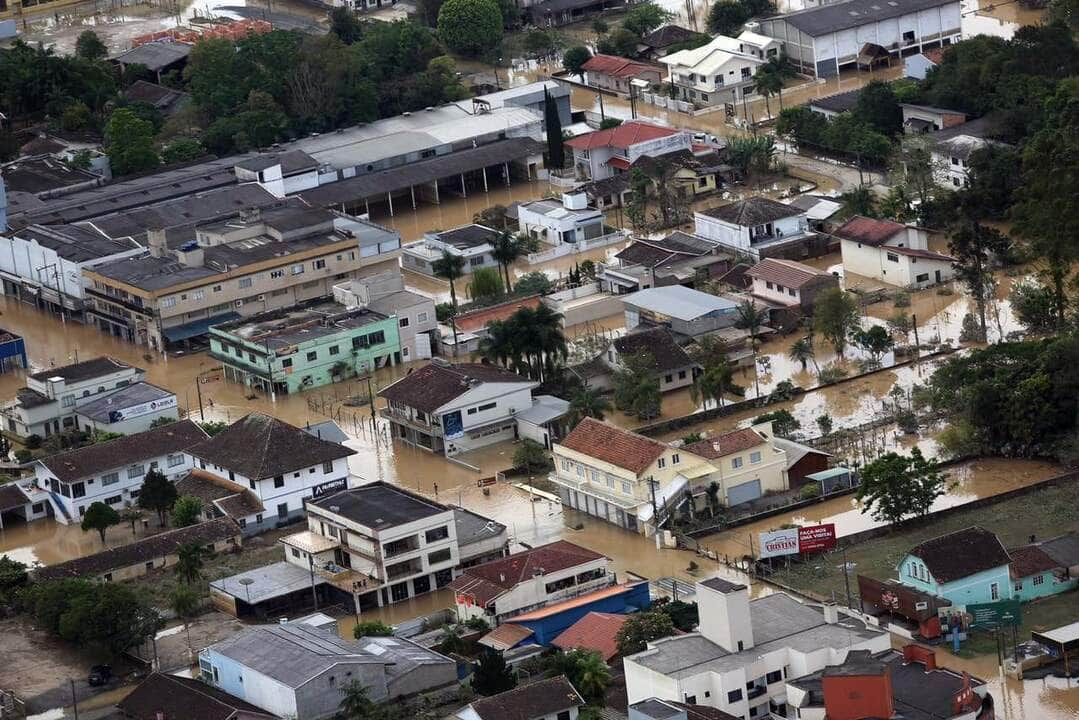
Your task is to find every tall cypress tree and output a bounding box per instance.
[544,88,565,170]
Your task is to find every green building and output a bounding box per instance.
[209,301,400,396]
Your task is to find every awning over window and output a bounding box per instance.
[163,312,241,343]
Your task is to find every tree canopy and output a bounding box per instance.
[138,469,178,526]
[81,501,121,543]
[25,579,162,656]
[855,448,948,525]
[615,610,676,656]
[437,0,503,56]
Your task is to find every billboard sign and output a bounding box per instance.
[759,528,799,558]
[759,523,838,558]
[798,523,837,553]
[107,394,178,423]
[967,599,1022,629]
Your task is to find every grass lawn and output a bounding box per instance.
[769,479,1079,656]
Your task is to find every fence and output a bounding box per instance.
[525,230,628,264]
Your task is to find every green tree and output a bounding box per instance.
[524,29,564,60]
[622,2,672,36]
[160,137,205,165]
[597,28,641,57]
[468,266,505,302]
[513,438,552,473]
[198,420,228,436]
[170,496,204,528]
[563,46,592,81]
[948,219,1010,341]
[339,680,375,720]
[691,362,736,410]
[329,6,365,44]
[138,469,178,526]
[353,620,395,638]
[75,30,108,61]
[853,80,901,135]
[104,107,160,176]
[708,0,750,35]
[169,584,201,657]
[761,53,796,110]
[592,17,609,34]
[613,350,662,420]
[1009,280,1059,334]
[788,336,815,371]
[433,250,466,314]
[61,101,94,132]
[27,580,161,656]
[812,288,860,355]
[567,386,611,426]
[816,413,833,435]
[80,501,121,543]
[734,299,768,397]
[856,448,947,525]
[753,409,801,437]
[515,271,553,296]
[544,87,565,169]
[658,600,699,631]
[851,324,894,363]
[174,542,209,585]
[751,65,783,119]
[552,649,610,702]
[438,0,503,56]
[615,610,676,656]
[472,648,517,695]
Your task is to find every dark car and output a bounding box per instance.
[88,665,112,687]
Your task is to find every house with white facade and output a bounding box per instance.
[757,0,962,78]
[73,381,178,436]
[566,121,691,182]
[187,412,356,527]
[624,578,890,719]
[451,540,612,624]
[174,469,268,535]
[517,193,611,246]
[32,419,207,523]
[681,424,790,508]
[378,361,539,457]
[199,619,456,720]
[745,258,839,313]
[926,116,1011,189]
[279,481,508,612]
[400,224,501,277]
[660,34,766,108]
[581,55,665,96]
[694,196,825,261]
[605,327,699,394]
[1,356,146,439]
[622,285,740,339]
[334,270,438,362]
[457,676,584,720]
[836,215,956,288]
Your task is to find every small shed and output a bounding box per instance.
[1032,621,1079,675]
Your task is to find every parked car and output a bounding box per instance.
[88,665,112,686]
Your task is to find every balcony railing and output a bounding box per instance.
[385,561,422,581]
[380,408,444,436]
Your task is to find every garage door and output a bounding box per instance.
[728,479,762,506]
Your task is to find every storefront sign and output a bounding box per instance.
[759,528,799,558]
[967,599,1022,629]
[759,523,837,558]
[312,477,348,498]
[798,523,837,553]
[108,394,177,423]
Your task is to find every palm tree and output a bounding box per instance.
[531,304,567,381]
[734,300,769,398]
[567,386,611,426]
[691,362,737,409]
[490,231,521,290]
[788,336,816,372]
[751,66,782,120]
[573,650,611,703]
[763,53,797,110]
[339,680,375,720]
[174,541,208,585]
[169,584,200,658]
[433,249,466,352]
[840,185,876,218]
[478,319,521,372]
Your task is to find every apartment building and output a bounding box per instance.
[280,482,508,612]
[660,34,766,108]
[1,356,145,439]
[82,203,402,350]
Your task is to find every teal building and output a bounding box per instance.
[210,301,400,396]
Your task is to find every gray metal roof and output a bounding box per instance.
[623,286,737,320]
[367,290,433,315]
[779,0,957,36]
[75,381,175,422]
[113,41,192,72]
[210,561,328,605]
[514,394,570,426]
[453,507,507,547]
[303,420,350,445]
[309,481,450,530]
[15,223,140,263]
[809,88,862,113]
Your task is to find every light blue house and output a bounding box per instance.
[1009,533,1079,602]
[897,526,1013,608]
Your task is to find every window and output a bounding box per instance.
[916,273,929,282]
[212,285,222,293]
[426,526,450,543]
[101,472,120,486]
[399,316,410,328]
[161,296,177,308]
[61,394,75,408]
[672,453,680,465]
[239,277,253,289]
[990,582,1000,601]
[282,358,293,368]
[322,460,334,473]
[562,459,571,472]
[191,290,205,301]
[270,269,285,279]
[732,457,743,469]
[741,66,751,79]
[766,670,782,684]
[750,451,762,464]
[606,476,615,488]
[307,351,317,362]
[657,458,666,469]
[127,464,145,479]
[277,502,289,519]
[622,481,632,494]
[291,548,301,558]
[467,402,497,415]
[1014,581,1023,592]
[727,689,742,703]
[684,696,696,705]
[678,370,686,379]
[664,374,673,383]
[902,29,915,43]
[291,264,305,275]
[951,156,960,165]
[428,548,452,565]
[313,259,326,270]
[274,475,285,488]
[886,252,900,263]
[104,495,122,505]
[71,482,86,499]
[469,256,484,267]
[700,93,708,102]
[788,288,796,297]
[417,311,429,323]
[1033,574,1045,586]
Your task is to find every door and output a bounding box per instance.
[990,582,999,601]
[728,479,763,506]
[415,332,433,360]
[935,269,942,283]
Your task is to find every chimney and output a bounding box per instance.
[822,602,839,624]
[902,644,937,671]
[147,228,168,258]
[952,671,978,714]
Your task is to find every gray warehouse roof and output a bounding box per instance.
[75,381,175,422]
[113,41,192,72]
[15,224,140,263]
[210,561,328,605]
[779,0,957,36]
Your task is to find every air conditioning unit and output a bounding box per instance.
[235,300,244,308]
[257,294,266,301]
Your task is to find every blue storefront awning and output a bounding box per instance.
[163,312,241,343]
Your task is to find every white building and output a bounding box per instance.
[757,0,962,78]
[925,117,1011,190]
[450,540,612,624]
[73,381,179,436]
[836,216,956,288]
[517,193,608,246]
[280,482,507,611]
[1,356,145,439]
[32,419,207,523]
[624,578,890,719]
[745,258,839,313]
[187,412,357,526]
[334,270,438,362]
[378,361,539,457]
[400,224,501,277]
[694,197,817,261]
[566,121,691,182]
[457,676,584,720]
[660,33,767,108]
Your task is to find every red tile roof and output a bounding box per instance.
[511,582,640,621]
[558,417,669,474]
[833,215,907,247]
[1008,544,1060,580]
[566,121,680,151]
[746,257,833,289]
[607,156,632,170]
[889,245,956,262]
[683,427,766,459]
[479,623,535,651]
[451,540,606,607]
[582,54,662,79]
[552,611,629,661]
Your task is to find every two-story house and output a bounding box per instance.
[279,481,507,612]
[745,257,839,314]
[624,578,889,720]
[33,419,207,523]
[517,193,616,247]
[694,196,824,261]
[378,361,539,457]
[897,526,1013,609]
[186,412,356,526]
[605,327,699,394]
[581,54,664,95]
[599,232,732,295]
[682,424,789,507]
[400,224,501,277]
[199,619,455,720]
[660,34,766,108]
[566,121,692,182]
[457,676,584,720]
[550,418,711,533]
[1008,532,1079,602]
[2,356,145,439]
[451,540,612,624]
[835,215,956,288]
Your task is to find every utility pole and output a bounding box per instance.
[911,314,920,355]
[597,93,606,122]
[195,375,205,421]
[308,552,319,610]
[842,546,853,609]
[70,679,79,720]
